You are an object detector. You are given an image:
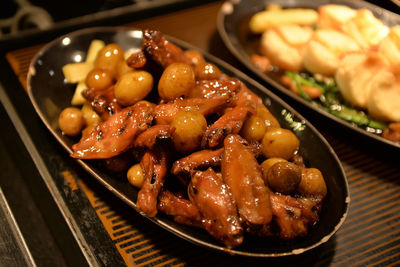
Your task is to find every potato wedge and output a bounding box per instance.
[71,81,88,105]
[317,4,357,30]
[249,8,318,34]
[342,9,389,48]
[62,62,93,83]
[85,40,105,63]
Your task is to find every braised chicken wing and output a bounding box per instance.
[136,148,168,217]
[189,168,243,248]
[270,193,321,239]
[201,104,256,148]
[82,86,122,120]
[189,78,240,99]
[71,102,153,159]
[157,190,202,227]
[154,94,232,125]
[141,29,191,68]
[171,148,223,182]
[221,134,273,226]
[126,51,147,69]
[134,124,175,149]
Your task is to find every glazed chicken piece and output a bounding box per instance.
[82,86,122,120]
[126,51,147,69]
[134,125,175,149]
[234,85,281,130]
[270,193,322,239]
[171,148,224,182]
[136,149,168,217]
[234,83,263,107]
[154,94,232,125]
[141,29,191,68]
[201,103,256,148]
[222,134,272,227]
[71,102,153,159]
[189,78,240,99]
[157,190,202,227]
[189,168,243,248]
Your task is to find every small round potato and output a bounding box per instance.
[194,62,222,80]
[158,63,195,101]
[58,107,85,136]
[261,128,300,160]
[261,157,287,182]
[240,115,267,141]
[298,168,327,197]
[171,111,207,154]
[184,49,205,66]
[95,43,124,78]
[85,68,113,92]
[114,71,154,106]
[256,105,280,129]
[116,59,133,80]
[81,102,101,127]
[266,161,302,194]
[127,163,144,188]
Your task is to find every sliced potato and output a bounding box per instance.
[303,29,360,76]
[317,4,357,30]
[260,29,304,71]
[62,62,93,83]
[313,29,360,56]
[65,39,105,105]
[275,25,313,47]
[71,81,88,105]
[336,52,388,109]
[303,40,339,76]
[249,8,318,34]
[368,68,400,122]
[379,26,400,65]
[85,40,105,63]
[342,9,389,48]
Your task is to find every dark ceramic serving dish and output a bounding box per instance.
[27,27,349,257]
[217,0,400,151]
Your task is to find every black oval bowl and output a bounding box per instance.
[217,0,400,151]
[27,27,349,257]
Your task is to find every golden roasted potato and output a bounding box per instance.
[298,168,327,197]
[171,111,207,154]
[127,163,144,188]
[261,128,299,160]
[184,49,205,66]
[81,102,101,127]
[114,71,154,106]
[58,107,85,136]
[261,157,287,182]
[194,62,222,80]
[266,161,302,194]
[95,43,124,78]
[240,115,267,141]
[158,63,195,101]
[85,68,113,91]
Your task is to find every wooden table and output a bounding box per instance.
[1,1,400,266]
